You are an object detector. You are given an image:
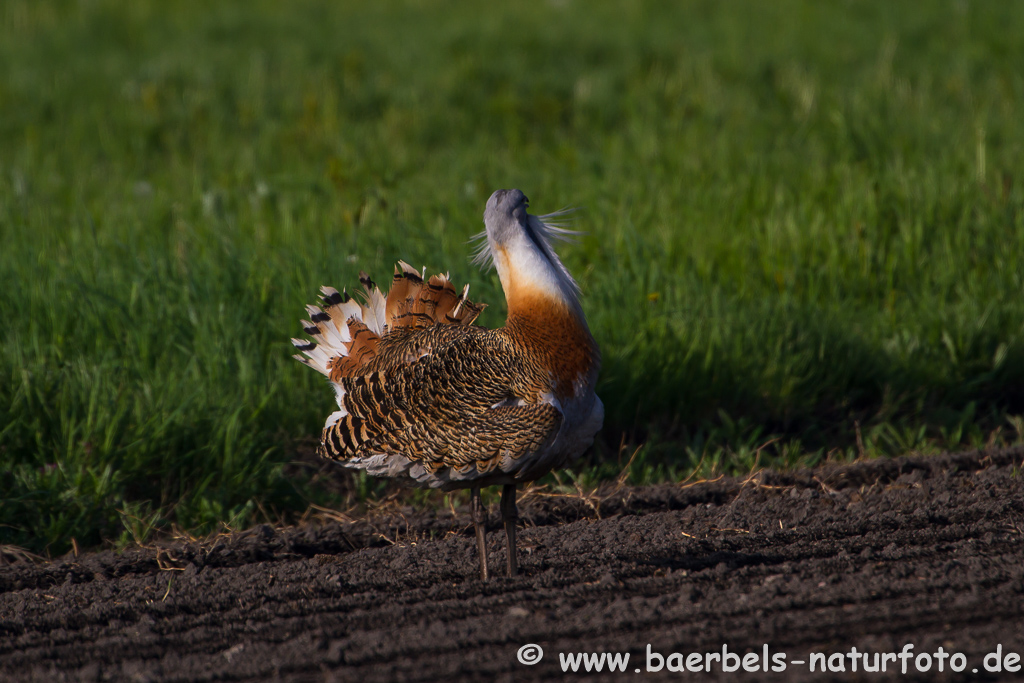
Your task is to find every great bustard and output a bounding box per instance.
[292,189,603,579]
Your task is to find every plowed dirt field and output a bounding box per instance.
[4,447,1024,681]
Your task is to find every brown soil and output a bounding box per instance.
[3,447,1024,682]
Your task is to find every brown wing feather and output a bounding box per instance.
[327,320,380,381]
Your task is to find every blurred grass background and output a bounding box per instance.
[2,0,1023,554]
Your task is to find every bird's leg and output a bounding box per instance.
[471,487,488,581]
[501,483,518,577]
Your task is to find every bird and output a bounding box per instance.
[291,189,603,579]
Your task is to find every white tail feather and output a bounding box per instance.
[305,305,347,348]
[362,288,387,335]
[291,339,334,375]
[339,300,362,326]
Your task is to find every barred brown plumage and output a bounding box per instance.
[292,189,603,579]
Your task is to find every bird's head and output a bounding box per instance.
[481,188,531,247]
[477,189,597,384]
[474,189,580,307]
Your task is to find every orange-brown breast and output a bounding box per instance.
[504,288,599,402]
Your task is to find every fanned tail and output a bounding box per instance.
[385,260,485,330]
[291,261,486,411]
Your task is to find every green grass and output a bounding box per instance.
[2,0,1024,555]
